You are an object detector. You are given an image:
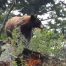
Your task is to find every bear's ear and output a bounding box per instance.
[31,15,36,20]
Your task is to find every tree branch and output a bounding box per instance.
[59,1,66,6]
[40,18,53,21]
[0,1,15,34]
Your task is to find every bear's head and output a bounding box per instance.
[29,15,44,29]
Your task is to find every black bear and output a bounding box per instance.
[5,15,43,48]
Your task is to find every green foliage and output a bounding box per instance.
[0,28,63,59]
[0,32,7,40]
[0,15,4,24]
[12,28,24,56]
[30,29,64,58]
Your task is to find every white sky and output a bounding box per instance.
[55,0,66,4]
[11,10,23,16]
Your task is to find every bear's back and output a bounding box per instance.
[5,16,23,31]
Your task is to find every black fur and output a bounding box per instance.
[6,30,13,38]
[15,57,22,66]
[20,15,41,41]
